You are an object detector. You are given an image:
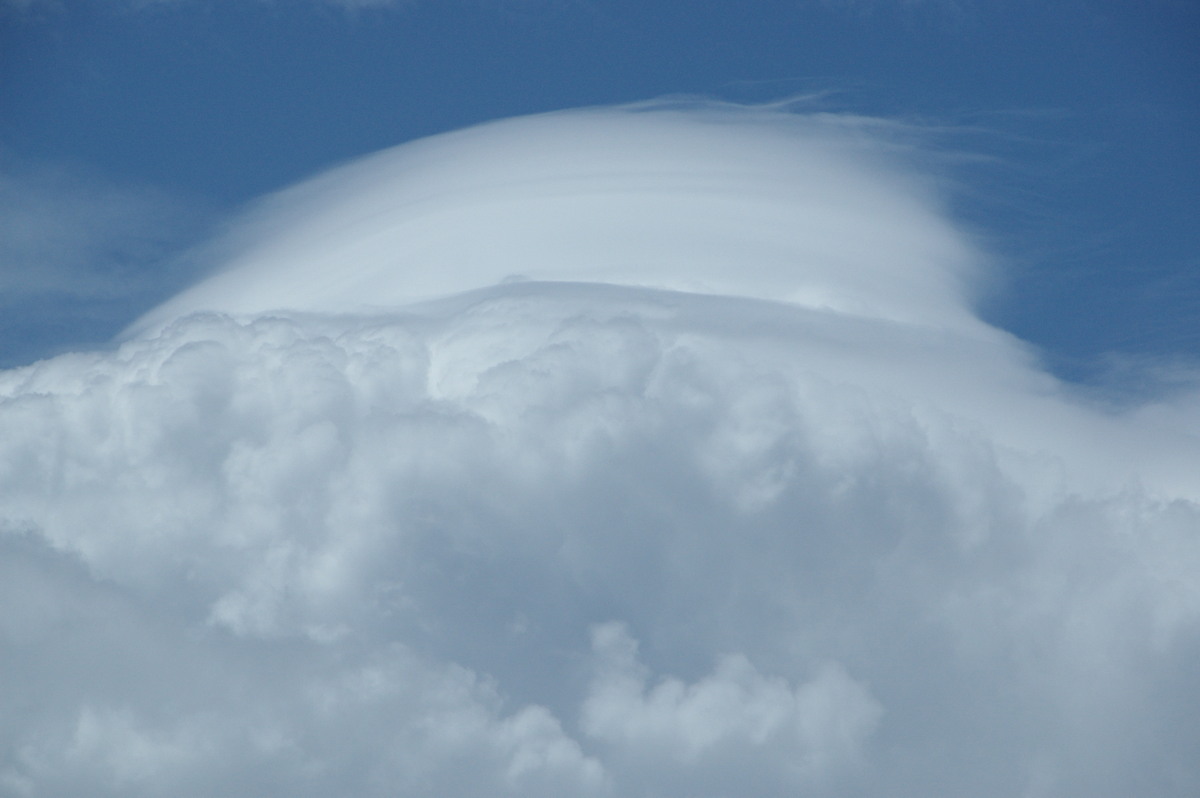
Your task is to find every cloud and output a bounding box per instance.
[581,622,881,792]
[131,103,984,336]
[0,162,200,297]
[0,161,209,366]
[2,104,1199,796]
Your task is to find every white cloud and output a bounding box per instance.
[2,104,1199,796]
[581,622,881,790]
[131,104,983,336]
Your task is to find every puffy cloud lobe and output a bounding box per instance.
[0,524,607,798]
[2,106,1200,796]
[582,621,881,792]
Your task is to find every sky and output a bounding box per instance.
[1,2,1199,797]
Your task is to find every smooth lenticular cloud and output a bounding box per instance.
[2,104,1199,797]
[130,104,984,335]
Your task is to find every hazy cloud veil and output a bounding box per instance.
[2,104,1198,797]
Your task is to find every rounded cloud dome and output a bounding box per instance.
[133,105,985,335]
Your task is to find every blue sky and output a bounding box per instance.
[2,0,1198,379]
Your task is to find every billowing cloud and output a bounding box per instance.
[2,104,1198,797]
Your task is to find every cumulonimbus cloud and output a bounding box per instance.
[2,103,1198,797]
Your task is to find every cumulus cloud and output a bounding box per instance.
[2,104,1199,796]
[581,621,881,793]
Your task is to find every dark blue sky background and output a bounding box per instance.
[2,0,1197,384]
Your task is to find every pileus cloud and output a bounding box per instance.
[130,104,983,334]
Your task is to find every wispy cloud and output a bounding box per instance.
[0,162,186,298]
[2,104,1197,796]
[0,161,210,365]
